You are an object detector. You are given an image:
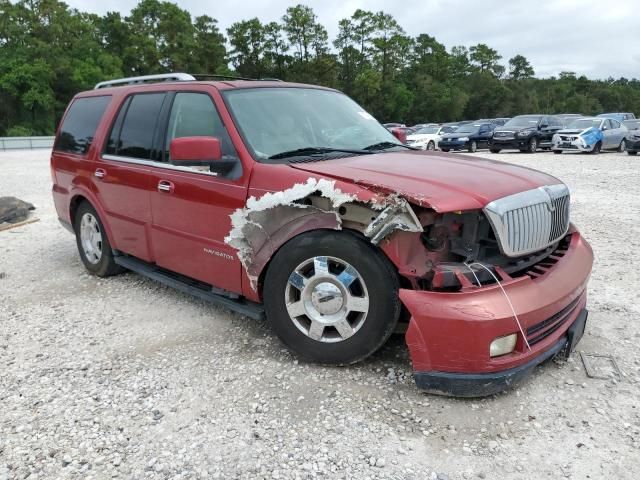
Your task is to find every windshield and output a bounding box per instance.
[623,120,640,130]
[503,116,541,128]
[567,118,602,129]
[454,125,480,134]
[414,127,439,135]
[223,87,400,160]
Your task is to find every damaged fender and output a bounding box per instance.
[224,177,423,291]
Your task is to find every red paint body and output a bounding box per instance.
[51,80,593,383]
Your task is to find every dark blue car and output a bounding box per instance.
[438,123,497,153]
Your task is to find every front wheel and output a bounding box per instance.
[553,150,562,154]
[426,141,435,151]
[468,141,477,153]
[526,137,538,153]
[489,148,501,153]
[589,141,602,154]
[441,148,450,152]
[628,151,638,156]
[74,201,123,277]
[263,231,401,365]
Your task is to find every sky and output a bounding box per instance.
[65,0,640,80]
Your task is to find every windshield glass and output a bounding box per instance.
[223,87,399,159]
[504,116,541,128]
[623,120,640,130]
[414,127,439,135]
[454,125,480,134]
[567,118,602,129]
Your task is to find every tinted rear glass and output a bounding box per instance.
[107,93,166,159]
[54,96,111,154]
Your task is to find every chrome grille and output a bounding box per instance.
[484,184,570,257]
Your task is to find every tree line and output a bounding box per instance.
[1,0,639,136]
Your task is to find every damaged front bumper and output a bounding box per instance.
[400,230,593,397]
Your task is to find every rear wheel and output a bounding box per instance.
[441,148,450,152]
[74,202,123,277]
[468,141,477,153]
[489,148,501,154]
[263,231,400,365]
[618,139,626,152]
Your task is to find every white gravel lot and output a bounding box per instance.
[1,148,639,480]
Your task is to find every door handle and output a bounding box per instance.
[157,180,175,193]
[94,168,106,179]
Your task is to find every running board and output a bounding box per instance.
[114,255,265,321]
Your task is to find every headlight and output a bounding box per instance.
[489,333,517,357]
[517,131,530,137]
[458,137,469,141]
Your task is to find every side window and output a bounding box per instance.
[604,119,613,130]
[611,119,621,129]
[54,96,111,155]
[165,92,238,162]
[106,93,166,160]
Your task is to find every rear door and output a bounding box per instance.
[609,119,625,147]
[147,90,248,294]
[97,92,168,261]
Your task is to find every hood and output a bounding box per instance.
[557,129,584,135]
[442,132,475,139]
[290,151,562,212]
[495,127,535,134]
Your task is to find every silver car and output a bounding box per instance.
[551,117,628,154]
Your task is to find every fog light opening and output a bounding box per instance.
[490,333,518,358]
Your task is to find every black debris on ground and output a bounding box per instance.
[0,196,35,224]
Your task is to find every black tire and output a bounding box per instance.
[468,141,477,153]
[526,137,538,153]
[618,139,626,152]
[441,148,450,152]
[489,148,501,154]
[263,230,401,365]
[74,201,123,277]
[589,141,602,155]
[553,150,562,154]
[427,141,435,151]
[628,151,638,156]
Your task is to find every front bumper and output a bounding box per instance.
[438,140,468,151]
[400,229,593,396]
[627,138,640,152]
[551,137,592,152]
[490,137,529,149]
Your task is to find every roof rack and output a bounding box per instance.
[94,72,284,90]
[94,73,196,90]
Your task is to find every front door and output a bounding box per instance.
[148,91,248,294]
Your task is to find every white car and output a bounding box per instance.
[406,125,457,150]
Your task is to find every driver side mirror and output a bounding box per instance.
[602,125,609,131]
[170,136,222,165]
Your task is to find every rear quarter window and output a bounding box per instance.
[54,96,111,155]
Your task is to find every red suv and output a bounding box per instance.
[51,73,593,396]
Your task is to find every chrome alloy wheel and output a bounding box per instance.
[79,212,103,264]
[285,256,369,343]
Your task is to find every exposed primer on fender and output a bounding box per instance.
[225,177,422,291]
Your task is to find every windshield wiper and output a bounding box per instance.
[268,146,372,160]
[363,141,418,151]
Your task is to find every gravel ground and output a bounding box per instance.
[1,149,639,480]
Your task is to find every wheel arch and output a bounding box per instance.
[68,192,116,248]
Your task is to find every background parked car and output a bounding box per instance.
[623,119,640,155]
[552,117,628,154]
[597,112,636,122]
[382,122,405,129]
[557,114,583,127]
[406,125,457,150]
[438,122,496,153]
[477,117,510,126]
[489,115,563,153]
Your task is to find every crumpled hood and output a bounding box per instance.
[557,128,587,135]
[290,151,562,212]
